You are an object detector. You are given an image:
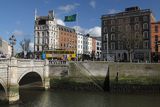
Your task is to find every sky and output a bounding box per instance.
[0,0,160,51]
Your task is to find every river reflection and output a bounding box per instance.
[1,89,160,107]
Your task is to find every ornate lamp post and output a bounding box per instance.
[9,35,16,57]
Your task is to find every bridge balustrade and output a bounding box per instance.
[49,60,67,65]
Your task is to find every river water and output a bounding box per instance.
[1,89,160,107]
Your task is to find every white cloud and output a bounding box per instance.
[12,30,24,36]
[89,0,96,8]
[87,26,101,37]
[58,3,79,13]
[73,26,87,34]
[73,26,101,37]
[57,19,65,26]
[108,9,119,14]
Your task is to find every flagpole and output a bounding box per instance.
[76,12,79,62]
[76,12,79,32]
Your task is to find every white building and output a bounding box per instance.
[77,32,84,55]
[34,10,59,52]
[0,37,12,58]
[83,35,89,55]
[88,37,92,55]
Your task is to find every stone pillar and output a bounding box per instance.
[7,57,19,104]
[44,59,50,90]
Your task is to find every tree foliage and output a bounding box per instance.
[19,38,31,52]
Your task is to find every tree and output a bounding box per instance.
[19,38,31,55]
[117,24,143,62]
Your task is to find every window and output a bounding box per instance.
[37,46,39,51]
[37,32,40,44]
[125,18,130,23]
[111,34,115,40]
[103,43,107,50]
[126,24,131,31]
[155,25,158,33]
[135,32,139,38]
[118,34,121,40]
[134,24,139,31]
[143,31,148,39]
[143,23,148,29]
[111,20,115,25]
[134,43,139,49]
[143,41,149,49]
[103,34,108,41]
[103,21,107,25]
[118,42,122,50]
[103,27,107,33]
[111,26,115,32]
[118,19,123,24]
[97,47,100,50]
[155,35,158,41]
[118,26,122,31]
[111,42,115,50]
[135,17,139,22]
[143,16,148,21]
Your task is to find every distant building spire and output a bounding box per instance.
[35,8,37,20]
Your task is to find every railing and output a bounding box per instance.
[0,58,9,64]
[49,60,67,65]
[17,59,44,67]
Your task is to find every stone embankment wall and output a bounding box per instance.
[49,62,160,92]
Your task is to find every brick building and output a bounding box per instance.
[151,22,160,62]
[101,6,155,62]
[58,25,77,52]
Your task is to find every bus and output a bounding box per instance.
[45,50,76,61]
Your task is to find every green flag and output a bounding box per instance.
[64,14,76,22]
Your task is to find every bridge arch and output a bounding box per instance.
[0,78,7,99]
[18,71,44,86]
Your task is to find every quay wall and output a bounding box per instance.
[49,62,160,92]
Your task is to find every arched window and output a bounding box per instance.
[143,31,148,39]
[111,26,115,32]
[135,17,139,22]
[134,24,139,31]
[143,16,148,21]
[111,34,115,40]
[111,20,115,25]
[103,27,107,33]
[143,23,148,29]
[37,32,40,44]
[135,32,139,38]
[126,24,131,31]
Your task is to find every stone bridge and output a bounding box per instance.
[0,57,50,104]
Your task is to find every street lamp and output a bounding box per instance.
[9,35,16,57]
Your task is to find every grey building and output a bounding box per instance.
[101,6,155,62]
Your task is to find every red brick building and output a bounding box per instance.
[151,22,160,62]
[58,25,77,52]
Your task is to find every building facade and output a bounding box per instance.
[151,22,160,62]
[77,32,84,55]
[95,37,101,59]
[58,25,77,52]
[34,10,59,56]
[101,6,155,62]
[0,37,11,58]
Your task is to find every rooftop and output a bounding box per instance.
[102,6,151,18]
